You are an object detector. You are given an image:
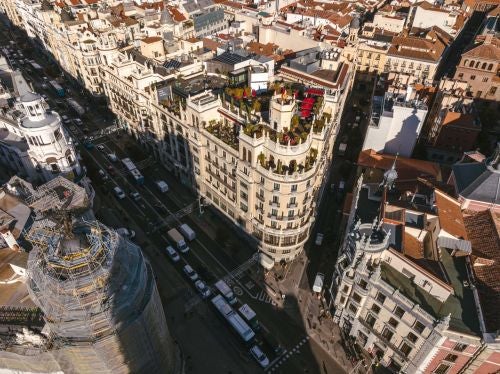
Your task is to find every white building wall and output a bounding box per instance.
[373,14,405,33]
[363,104,427,157]
[411,7,455,35]
[362,117,393,154]
[383,105,427,157]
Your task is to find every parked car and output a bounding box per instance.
[183,265,198,281]
[312,272,324,293]
[315,233,324,246]
[194,280,211,298]
[250,345,269,368]
[107,165,116,176]
[165,246,180,262]
[97,144,105,151]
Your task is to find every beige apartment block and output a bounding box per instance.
[101,51,353,265]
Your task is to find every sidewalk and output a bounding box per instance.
[260,254,355,373]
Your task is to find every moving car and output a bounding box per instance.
[98,169,108,181]
[165,246,180,262]
[194,280,211,298]
[97,144,105,151]
[250,345,269,368]
[107,153,118,162]
[130,191,141,201]
[183,265,198,281]
[113,186,125,199]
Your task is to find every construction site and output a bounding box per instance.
[0,176,178,373]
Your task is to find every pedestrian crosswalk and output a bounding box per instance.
[265,336,310,372]
[257,290,274,304]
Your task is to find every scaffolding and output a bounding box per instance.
[23,214,176,373]
[25,176,89,213]
[0,175,177,373]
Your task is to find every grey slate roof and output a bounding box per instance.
[452,154,500,206]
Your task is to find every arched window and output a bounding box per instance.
[481,62,487,70]
[464,59,469,66]
[247,150,251,162]
[469,60,475,67]
[242,147,247,161]
[488,63,493,71]
[475,61,480,68]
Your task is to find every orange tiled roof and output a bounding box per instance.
[434,189,468,239]
[442,111,480,130]
[142,36,162,44]
[388,34,447,62]
[462,37,500,61]
[357,149,442,181]
[416,1,450,12]
[464,209,500,332]
[403,230,425,259]
[168,7,187,22]
[202,38,222,52]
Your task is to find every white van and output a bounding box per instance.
[179,224,196,241]
[312,273,324,293]
[156,180,168,193]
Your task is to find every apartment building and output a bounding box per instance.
[332,168,500,373]
[386,28,451,83]
[0,57,81,182]
[100,46,352,265]
[453,34,500,103]
[423,79,481,163]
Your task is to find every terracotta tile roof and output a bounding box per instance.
[404,229,425,259]
[464,209,500,332]
[202,38,222,52]
[357,149,443,182]
[109,16,138,27]
[462,151,486,163]
[416,1,450,12]
[462,37,500,61]
[138,2,164,10]
[388,34,447,62]
[435,189,468,239]
[142,36,162,44]
[168,7,187,22]
[69,0,80,5]
[442,111,480,130]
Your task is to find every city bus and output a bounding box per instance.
[211,295,255,344]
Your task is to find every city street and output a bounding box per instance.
[0,20,350,373]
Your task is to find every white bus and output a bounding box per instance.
[211,295,255,344]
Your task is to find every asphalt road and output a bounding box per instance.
[0,20,347,374]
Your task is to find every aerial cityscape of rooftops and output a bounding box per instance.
[0,0,498,371]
